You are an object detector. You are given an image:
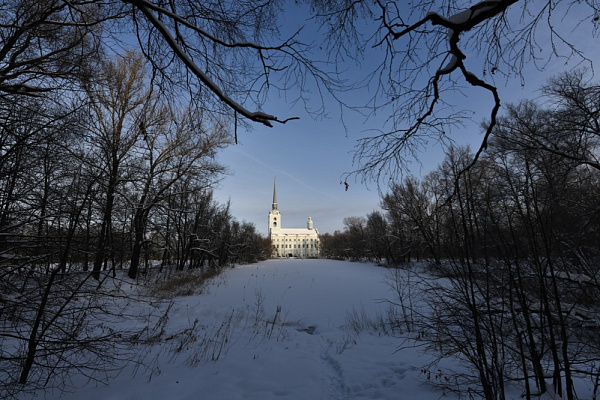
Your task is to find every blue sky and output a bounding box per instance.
[214,101,388,236]
[215,81,500,236]
[213,2,600,236]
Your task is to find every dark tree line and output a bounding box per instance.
[0,1,297,394]
[0,50,268,278]
[0,50,270,397]
[322,71,600,399]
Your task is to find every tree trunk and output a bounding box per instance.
[19,267,59,384]
[92,171,117,281]
[128,206,146,279]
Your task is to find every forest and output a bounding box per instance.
[1,1,599,399]
[321,71,600,400]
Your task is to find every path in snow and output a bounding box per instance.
[49,259,443,400]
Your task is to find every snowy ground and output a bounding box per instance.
[29,259,569,400]
[30,259,438,399]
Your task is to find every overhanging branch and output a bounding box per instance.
[125,0,297,127]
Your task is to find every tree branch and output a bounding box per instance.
[124,0,297,127]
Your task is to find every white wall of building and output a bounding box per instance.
[268,180,320,258]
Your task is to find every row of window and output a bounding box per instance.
[275,244,317,249]
[272,238,317,242]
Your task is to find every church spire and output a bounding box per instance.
[268,178,281,234]
[272,177,278,210]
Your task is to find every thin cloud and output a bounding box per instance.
[233,147,339,200]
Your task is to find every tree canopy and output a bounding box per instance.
[311,0,599,181]
[2,1,597,162]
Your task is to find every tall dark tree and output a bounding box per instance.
[376,76,600,397]
[365,211,389,263]
[126,105,230,279]
[83,51,150,280]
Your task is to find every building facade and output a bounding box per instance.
[268,180,320,258]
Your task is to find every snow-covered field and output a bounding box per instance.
[29,258,579,400]
[36,259,441,400]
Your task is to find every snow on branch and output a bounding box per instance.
[424,1,518,172]
[384,0,518,75]
[365,0,521,183]
[427,0,518,74]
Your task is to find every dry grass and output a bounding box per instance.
[149,268,223,298]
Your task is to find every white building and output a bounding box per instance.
[268,179,320,258]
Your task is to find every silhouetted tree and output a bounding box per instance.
[126,106,230,279]
[314,0,599,182]
[83,51,150,280]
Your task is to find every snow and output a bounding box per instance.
[274,228,318,235]
[427,1,504,26]
[19,259,575,399]
[428,1,506,75]
[439,53,458,74]
[22,259,437,400]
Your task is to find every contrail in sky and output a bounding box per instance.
[233,147,339,200]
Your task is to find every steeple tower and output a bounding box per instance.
[272,178,278,210]
[268,177,281,234]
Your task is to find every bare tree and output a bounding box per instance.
[384,176,443,264]
[82,51,151,280]
[512,70,600,171]
[342,216,368,261]
[388,106,600,399]
[2,0,598,158]
[1,0,343,129]
[311,0,600,182]
[365,210,389,263]
[0,0,102,97]
[127,105,230,279]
